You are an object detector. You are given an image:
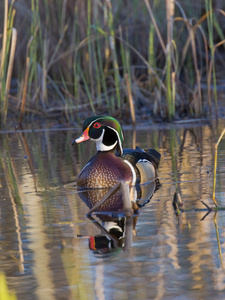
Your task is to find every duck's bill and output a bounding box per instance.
[72,128,90,145]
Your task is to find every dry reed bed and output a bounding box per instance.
[0,0,225,127]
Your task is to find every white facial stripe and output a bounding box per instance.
[107,125,123,154]
[95,129,118,152]
[87,118,123,153]
[123,160,136,186]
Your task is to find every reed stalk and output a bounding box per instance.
[188,25,202,116]
[73,54,81,105]
[19,57,30,126]
[80,70,96,113]
[1,1,16,124]
[171,71,176,116]
[205,0,217,115]
[208,39,225,118]
[125,74,136,125]
[143,0,166,54]
[87,182,121,215]
[92,14,110,109]
[29,0,40,100]
[0,0,8,83]
[19,37,33,126]
[119,26,132,80]
[107,0,121,109]
[90,27,102,108]
[116,36,167,91]
[87,0,94,99]
[148,23,156,72]
[96,36,109,110]
[120,181,132,218]
[93,47,102,107]
[165,0,176,120]
[41,37,49,105]
[3,27,17,125]
[61,0,67,36]
[212,128,225,206]
[175,13,203,115]
[46,24,68,72]
[119,26,127,74]
[166,0,174,45]
[166,46,173,120]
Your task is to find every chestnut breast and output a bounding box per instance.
[77,151,133,188]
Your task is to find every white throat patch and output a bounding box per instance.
[94,129,118,152]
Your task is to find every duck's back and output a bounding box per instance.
[122,147,161,184]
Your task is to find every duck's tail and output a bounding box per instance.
[144,148,161,169]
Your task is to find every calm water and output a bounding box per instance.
[0,119,225,300]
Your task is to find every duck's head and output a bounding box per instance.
[72,115,124,156]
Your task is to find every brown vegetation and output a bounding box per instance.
[0,0,225,127]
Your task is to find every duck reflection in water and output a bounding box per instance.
[73,115,161,254]
[78,179,160,255]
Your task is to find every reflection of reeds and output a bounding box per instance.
[169,128,178,185]
[0,137,24,273]
[214,212,224,269]
[1,1,225,124]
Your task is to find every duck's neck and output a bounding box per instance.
[96,140,118,152]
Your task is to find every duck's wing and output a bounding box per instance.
[121,147,161,184]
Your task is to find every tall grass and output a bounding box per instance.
[0,0,16,126]
[0,0,225,126]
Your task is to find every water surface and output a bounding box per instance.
[0,119,225,300]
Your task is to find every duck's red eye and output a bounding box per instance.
[93,122,101,129]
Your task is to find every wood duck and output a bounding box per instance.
[72,115,161,189]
